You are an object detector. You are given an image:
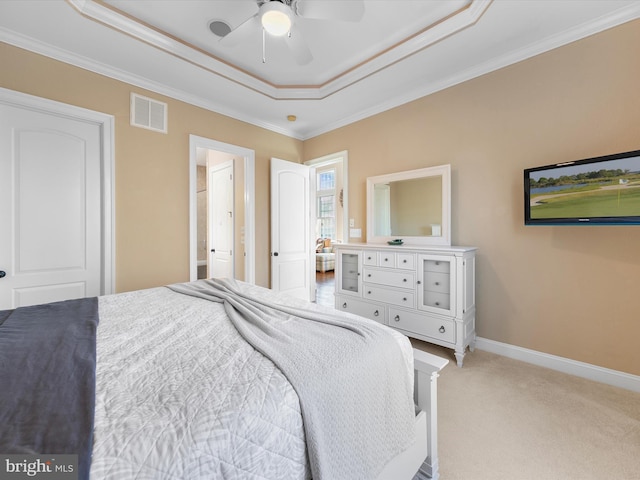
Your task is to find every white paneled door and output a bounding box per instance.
[270,158,315,301]
[208,160,234,279]
[0,100,104,309]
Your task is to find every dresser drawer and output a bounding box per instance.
[422,272,450,294]
[396,253,415,270]
[389,308,455,343]
[335,296,386,325]
[363,251,378,266]
[378,251,395,267]
[364,285,414,309]
[423,259,450,274]
[422,291,450,310]
[364,268,414,289]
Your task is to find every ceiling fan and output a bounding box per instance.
[219,0,365,65]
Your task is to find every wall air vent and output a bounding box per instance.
[130,93,167,133]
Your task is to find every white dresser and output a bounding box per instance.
[334,243,476,366]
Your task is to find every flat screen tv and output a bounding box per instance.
[524,149,640,225]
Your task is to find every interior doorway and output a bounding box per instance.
[189,135,255,284]
[305,151,349,306]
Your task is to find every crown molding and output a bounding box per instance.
[0,27,301,139]
[3,2,640,141]
[302,2,640,139]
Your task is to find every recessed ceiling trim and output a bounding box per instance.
[315,0,492,99]
[67,0,491,101]
[67,0,288,99]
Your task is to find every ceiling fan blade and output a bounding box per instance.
[295,0,365,22]
[286,24,313,65]
[219,13,260,46]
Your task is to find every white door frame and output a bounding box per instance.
[305,150,349,244]
[0,87,115,296]
[189,135,255,284]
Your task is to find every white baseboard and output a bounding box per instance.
[475,337,640,393]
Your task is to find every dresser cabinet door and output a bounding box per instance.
[417,254,456,316]
[336,250,362,296]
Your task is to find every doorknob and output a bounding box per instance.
[273,252,279,256]
[0,271,5,278]
[211,249,215,253]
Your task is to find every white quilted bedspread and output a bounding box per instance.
[91,283,413,479]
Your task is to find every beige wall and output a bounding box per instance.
[304,20,640,376]
[0,42,303,290]
[2,19,640,376]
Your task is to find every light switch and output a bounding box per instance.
[349,218,355,227]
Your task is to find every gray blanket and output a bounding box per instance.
[0,297,99,480]
[168,278,415,480]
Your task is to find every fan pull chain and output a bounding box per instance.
[262,28,266,63]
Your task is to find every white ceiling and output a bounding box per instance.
[1,0,639,140]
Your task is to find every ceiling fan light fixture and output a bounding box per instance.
[261,2,292,36]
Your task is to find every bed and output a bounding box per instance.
[0,278,448,480]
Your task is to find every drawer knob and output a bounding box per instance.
[435,282,440,286]
[368,256,372,260]
[394,315,400,322]
[367,291,372,295]
[384,258,389,262]
[342,302,347,308]
[403,278,407,282]
[435,261,440,265]
[403,297,407,302]
[417,280,421,285]
[367,274,371,277]
[403,259,407,263]
[374,310,379,317]
[435,302,440,306]
[439,326,446,333]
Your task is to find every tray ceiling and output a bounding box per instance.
[1,0,639,139]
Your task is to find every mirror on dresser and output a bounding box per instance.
[366,164,451,246]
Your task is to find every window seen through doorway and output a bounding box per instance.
[316,168,336,240]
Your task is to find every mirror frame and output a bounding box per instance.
[366,164,451,246]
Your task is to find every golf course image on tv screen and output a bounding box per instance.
[524,150,640,225]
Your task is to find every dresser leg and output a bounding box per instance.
[454,349,465,367]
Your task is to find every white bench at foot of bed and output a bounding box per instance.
[376,348,449,480]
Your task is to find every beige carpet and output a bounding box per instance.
[411,340,640,480]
